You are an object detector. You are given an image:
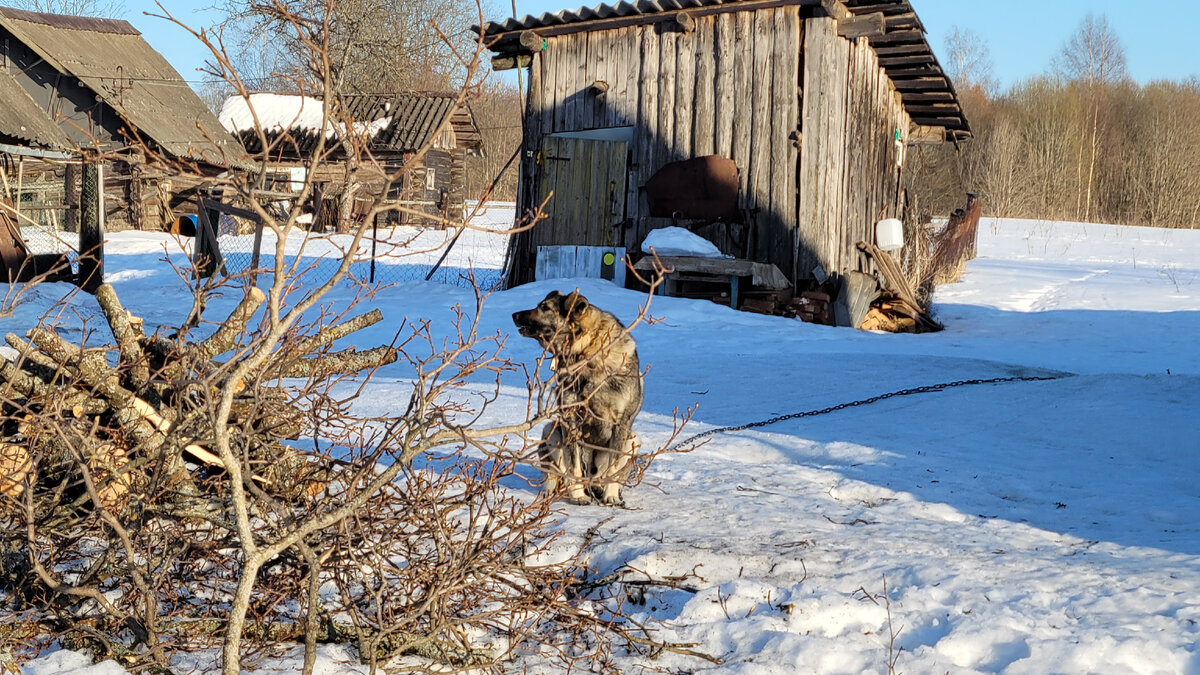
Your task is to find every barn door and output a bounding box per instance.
[536,136,628,247]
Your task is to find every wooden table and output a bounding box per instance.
[633,256,789,308]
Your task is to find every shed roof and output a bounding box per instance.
[480,0,970,140]
[0,6,245,165]
[219,92,483,154]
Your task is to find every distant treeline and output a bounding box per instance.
[910,16,1200,229]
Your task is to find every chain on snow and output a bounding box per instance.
[666,375,1062,452]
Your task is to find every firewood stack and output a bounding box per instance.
[784,291,833,324]
[0,283,398,510]
[857,241,942,333]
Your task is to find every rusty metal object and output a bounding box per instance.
[645,155,739,221]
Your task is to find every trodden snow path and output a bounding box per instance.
[10,214,1200,674]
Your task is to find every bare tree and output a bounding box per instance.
[216,0,491,92]
[6,0,124,16]
[1052,13,1128,222]
[944,26,997,97]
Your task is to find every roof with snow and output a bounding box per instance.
[219,92,483,155]
[0,5,244,164]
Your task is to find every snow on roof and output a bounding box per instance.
[219,93,334,137]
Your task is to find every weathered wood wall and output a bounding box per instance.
[510,9,914,288]
[796,16,911,281]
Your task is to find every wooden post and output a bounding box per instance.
[64,163,80,233]
[193,197,224,278]
[77,161,104,293]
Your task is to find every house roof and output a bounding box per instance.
[219,92,483,154]
[0,65,74,150]
[0,6,246,165]
[479,0,970,140]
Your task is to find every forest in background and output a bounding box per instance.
[910,14,1200,229]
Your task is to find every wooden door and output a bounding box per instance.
[536,136,628,248]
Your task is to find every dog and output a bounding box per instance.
[512,290,643,505]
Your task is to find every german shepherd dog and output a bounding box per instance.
[512,290,643,505]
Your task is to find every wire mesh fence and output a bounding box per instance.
[217,203,514,290]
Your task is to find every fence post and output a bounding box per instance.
[194,196,225,278]
[77,160,104,293]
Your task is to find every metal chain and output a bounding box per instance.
[667,375,1062,452]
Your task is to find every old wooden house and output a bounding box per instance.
[482,0,971,290]
[0,6,244,231]
[219,92,483,227]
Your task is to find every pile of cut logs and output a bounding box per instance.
[0,283,397,510]
[783,291,833,325]
[856,242,942,333]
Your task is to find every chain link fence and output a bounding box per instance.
[217,202,514,290]
[4,164,78,284]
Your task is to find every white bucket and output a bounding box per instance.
[875,218,904,252]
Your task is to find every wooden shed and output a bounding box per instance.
[481,0,970,289]
[218,92,483,227]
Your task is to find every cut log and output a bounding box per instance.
[196,287,266,360]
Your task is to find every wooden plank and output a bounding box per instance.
[730,10,754,212]
[552,36,569,132]
[610,28,632,126]
[631,24,660,250]
[795,15,824,280]
[606,141,629,246]
[763,6,793,275]
[572,33,590,129]
[657,27,678,163]
[692,15,716,158]
[747,7,773,263]
[674,20,696,159]
[714,12,736,159]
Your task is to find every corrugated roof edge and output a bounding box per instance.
[475,0,970,141]
[0,6,139,35]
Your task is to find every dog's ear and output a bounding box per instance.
[542,290,563,303]
[563,291,589,317]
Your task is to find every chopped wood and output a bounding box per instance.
[196,287,266,360]
[276,345,398,380]
[95,283,150,387]
[1,282,395,508]
[0,442,31,498]
[856,241,942,333]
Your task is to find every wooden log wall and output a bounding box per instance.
[511,9,914,288]
[796,16,912,282]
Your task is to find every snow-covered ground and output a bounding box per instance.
[7,212,1200,674]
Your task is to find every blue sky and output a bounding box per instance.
[124,0,1199,89]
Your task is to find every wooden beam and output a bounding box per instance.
[907,124,949,145]
[910,116,968,129]
[882,11,921,31]
[903,104,961,115]
[899,91,956,102]
[491,53,532,71]
[674,10,696,33]
[885,65,942,78]
[891,78,951,91]
[518,30,546,52]
[878,54,936,67]
[872,43,929,57]
[867,29,924,46]
[486,0,828,50]
[819,0,850,20]
[837,12,885,39]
